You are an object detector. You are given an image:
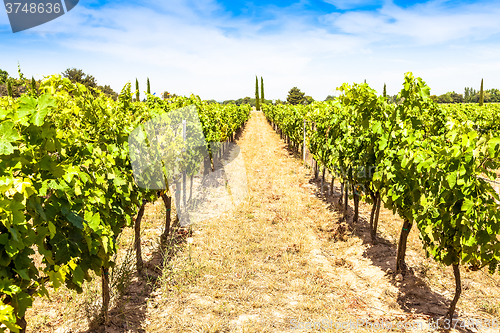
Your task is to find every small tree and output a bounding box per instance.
[255,76,260,111]
[464,87,472,103]
[31,76,38,97]
[7,79,13,98]
[479,78,484,106]
[135,79,140,102]
[62,68,97,89]
[450,91,464,103]
[261,77,265,104]
[286,87,305,105]
[304,96,314,105]
[0,69,8,85]
[383,83,387,98]
[147,78,151,95]
[98,85,118,101]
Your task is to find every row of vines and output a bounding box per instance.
[263,72,500,320]
[0,74,250,332]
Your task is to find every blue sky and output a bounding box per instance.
[1,0,500,101]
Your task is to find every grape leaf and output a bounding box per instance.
[0,122,20,155]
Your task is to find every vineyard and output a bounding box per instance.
[0,75,250,332]
[263,72,500,324]
[1,71,500,332]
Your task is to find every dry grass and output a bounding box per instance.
[25,111,500,332]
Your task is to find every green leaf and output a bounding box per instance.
[47,270,62,290]
[0,233,8,245]
[72,266,84,288]
[84,211,101,232]
[113,176,127,187]
[16,96,37,124]
[446,172,457,189]
[39,155,53,171]
[488,137,500,157]
[379,136,388,150]
[29,201,47,222]
[75,185,82,196]
[2,321,21,333]
[14,268,30,281]
[419,85,430,99]
[102,236,109,254]
[0,303,20,332]
[462,198,474,213]
[459,164,466,177]
[12,291,32,317]
[0,121,20,155]
[48,222,56,239]
[0,251,12,266]
[37,94,56,111]
[401,156,409,168]
[17,94,55,127]
[61,208,84,229]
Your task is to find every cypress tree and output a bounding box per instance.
[255,76,260,111]
[31,76,38,96]
[135,78,140,102]
[147,78,151,95]
[261,76,264,105]
[383,83,386,98]
[7,80,12,98]
[479,78,484,106]
[364,79,366,84]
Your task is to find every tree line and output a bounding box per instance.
[251,77,315,109]
[430,88,500,104]
[5,69,494,106]
[0,67,27,98]
[325,79,499,105]
[421,78,496,104]
[0,67,119,100]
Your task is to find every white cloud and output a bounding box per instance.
[2,0,500,100]
[15,2,368,99]
[328,1,500,45]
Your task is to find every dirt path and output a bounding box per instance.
[27,111,500,332]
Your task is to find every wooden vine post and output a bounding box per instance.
[321,167,326,195]
[100,266,110,324]
[343,181,349,219]
[182,120,187,210]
